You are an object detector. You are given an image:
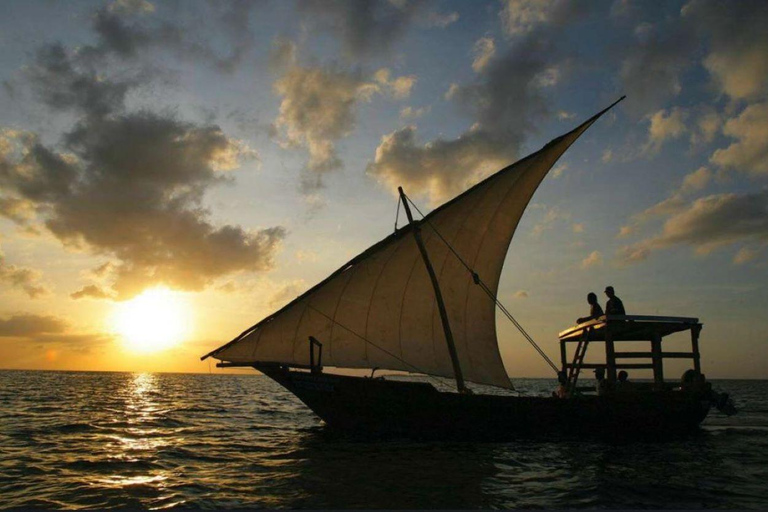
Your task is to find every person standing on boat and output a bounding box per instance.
[577,292,604,324]
[604,286,626,316]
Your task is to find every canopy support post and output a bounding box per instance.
[398,186,467,394]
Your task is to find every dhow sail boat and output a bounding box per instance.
[203,98,731,439]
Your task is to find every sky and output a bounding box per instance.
[0,0,767,379]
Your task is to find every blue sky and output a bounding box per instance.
[0,0,766,378]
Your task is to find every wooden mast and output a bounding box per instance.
[398,187,467,393]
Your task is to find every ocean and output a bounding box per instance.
[1,370,766,509]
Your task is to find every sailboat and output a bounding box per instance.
[202,97,730,440]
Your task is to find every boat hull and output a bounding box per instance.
[260,367,711,441]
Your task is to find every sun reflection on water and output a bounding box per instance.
[100,373,173,490]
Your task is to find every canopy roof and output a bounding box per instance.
[203,98,624,389]
[558,315,700,342]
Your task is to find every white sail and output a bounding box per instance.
[204,100,622,388]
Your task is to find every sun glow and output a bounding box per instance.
[112,288,191,352]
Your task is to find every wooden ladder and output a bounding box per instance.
[568,328,591,390]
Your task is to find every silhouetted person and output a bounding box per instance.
[577,292,604,324]
[594,367,607,395]
[615,370,633,392]
[553,371,568,398]
[604,286,626,316]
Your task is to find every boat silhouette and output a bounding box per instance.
[202,97,733,440]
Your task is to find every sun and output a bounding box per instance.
[112,288,191,353]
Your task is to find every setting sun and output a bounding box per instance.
[112,288,191,353]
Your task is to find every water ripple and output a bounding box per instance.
[0,371,766,509]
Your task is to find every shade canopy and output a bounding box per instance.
[203,99,623,389]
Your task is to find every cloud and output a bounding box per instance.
[274,63,412,191]
[683,0,768,101]
[267,280,308,309]
[70,285,113,300]
[87,2,259,73]
[424,10,459,28]
[27,43,135,118]
[531,206,570,236]
[2,43,285,300]
[644,107,687,155]
[373,68,416,99]
[618,21,696,116]
[617,190,768,264]
[269,37,297,72]
[733,246,761,265]
[399,106,430,120]
[552,163,567,178]
[298,0,427,60]
[581,250,603,268]
[680,166,712,193]
[710,102,768,177]
[500,0,581,36]
[108,0,155,16]
[0,313,113,350]
[690,107,721,147]
[369,33,563,204]
[0,246,51,298]
[0,196,36,224]
[0,314,66,337]
[366,125,514,205]
[617,167,711,238]
[472,37,496,73]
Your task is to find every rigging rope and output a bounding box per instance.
[404,194,560,374]
[394,195,402,232]
[304,303,450,389]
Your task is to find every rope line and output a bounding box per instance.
[305,303,449,389]
[405,195,560,374]
[394,195,402,232]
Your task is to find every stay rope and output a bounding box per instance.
[305,303,450,390]
[404,194,560,374]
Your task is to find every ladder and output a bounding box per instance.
[567,327,591,390]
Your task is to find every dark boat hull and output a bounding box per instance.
[260,367,711,441]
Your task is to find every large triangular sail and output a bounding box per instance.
[203,99,623,389]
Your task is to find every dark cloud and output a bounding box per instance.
[682,0,768,101]
[1,112,284,299]
[28,43,135,118]
[0,314,66,337]
[617,20,696,117]
[85,1,260,74]
[2,34,286,300]
[298,0,428,60]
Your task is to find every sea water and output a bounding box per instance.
[1,370,767,509]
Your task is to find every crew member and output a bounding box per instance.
[577,292,604,324]
[604,286,626,316]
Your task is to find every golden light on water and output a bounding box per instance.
[112,288,191,352]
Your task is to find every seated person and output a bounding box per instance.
[604,286,626,316]
[577,292,604,324]
[594,367,608,395]
[616,370,633,391]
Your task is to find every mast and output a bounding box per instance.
[398,186,467,393]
